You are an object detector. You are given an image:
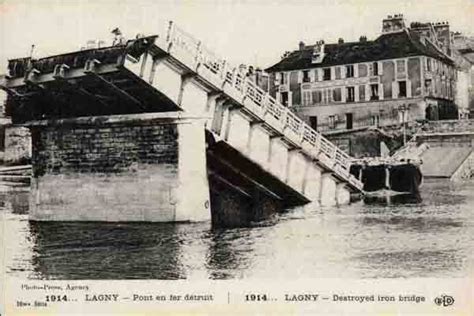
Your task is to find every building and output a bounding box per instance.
[265,14,458,134]
[452,32,474,118]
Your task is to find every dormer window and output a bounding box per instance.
[311,42,325,64]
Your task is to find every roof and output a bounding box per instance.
[265,29,454,73]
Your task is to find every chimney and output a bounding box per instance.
[338,38,344,44]
[382,14,406,34]
[359,35,367,42]
[432,20,452,56]
[299,41,305,51]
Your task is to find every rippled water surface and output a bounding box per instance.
[1,180,473,280]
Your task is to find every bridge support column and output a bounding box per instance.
[247,122,270,167]
[286,149,306,190]
[301,162,322,210]
[28,112,210,222]
[320,172,337,206]
[268,136,287,181]
[336,183,351,206]
[175,119,211,221]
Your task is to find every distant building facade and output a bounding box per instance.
[452,32,474,118]
[265,14,458,133]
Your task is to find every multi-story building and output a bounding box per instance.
[452,32,474,118]
[265,14,458,133]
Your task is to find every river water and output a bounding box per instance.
[1,180,473,280]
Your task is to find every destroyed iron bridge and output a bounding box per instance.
[1,22,363,226]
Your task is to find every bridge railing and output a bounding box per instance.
[162,22,361,189]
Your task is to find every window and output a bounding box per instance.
[346,113,353,130]
[396,60,406,74]
[359,85,365,101]
[323,89,330,103]
[327,89,333,103]
[281,92,289,106]
[328,115,337,129]
[312,90,322,104]
[398,81,407,98]
[309,116,318,130]
[346,65,354,78]
[372,62,379,76]
[427,58,432,72]
[346,86,355,102]
[371,115,380,126]
[358,64,367,77]
[335,67,341,79]
[280,72,287,84]
[303,70,310,82]
[425,79,433,95]
[302,91,311,106]
[323,68,331,80]
[370,84,379,100]
[333,88,342,102]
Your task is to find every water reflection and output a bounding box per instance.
[363,192,422,205]
[28,222,187,279]
[205,228,254,279]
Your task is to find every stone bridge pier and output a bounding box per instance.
[28,113,211,222]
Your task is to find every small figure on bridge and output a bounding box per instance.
[111,27,125,46]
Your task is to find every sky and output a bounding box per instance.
[0,0,473,74]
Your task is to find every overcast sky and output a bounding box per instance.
[1,0,473,74]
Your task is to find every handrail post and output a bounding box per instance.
[166,21,174,43]
[314,133,321,155]
[195,40,201,63]
[241,77,248,103]
[261,94,269,117]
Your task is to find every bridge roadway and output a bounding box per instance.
[1,22,363,225]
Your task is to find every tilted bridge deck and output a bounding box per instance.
[1,22,363,194]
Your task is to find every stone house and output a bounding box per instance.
[265,14,458,133]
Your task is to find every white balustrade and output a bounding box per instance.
[161,21,362,189]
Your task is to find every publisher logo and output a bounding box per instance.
[434,295,454,307]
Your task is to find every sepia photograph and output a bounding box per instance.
[0,0,473,314]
